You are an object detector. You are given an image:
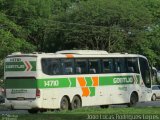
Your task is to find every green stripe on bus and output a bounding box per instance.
[89,87,95,96]
[37,78,77,88]
[30,61,36,71]
[136,75,140,84]
[99,76,134,86]
[85,77,93,86]
[5,75,140,89]
[69,78,76,87]
[37,78,69,88]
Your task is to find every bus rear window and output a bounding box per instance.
[41,59,61,75]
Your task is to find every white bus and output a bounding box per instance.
[4,50,152,113]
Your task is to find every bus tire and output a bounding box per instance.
[40,109,47,113]
[28,109,38,114]
[151,94,156,101]
[100,105,109,109]
[127,92,138,107]
[60,96,69,111]
[70,96,81,110]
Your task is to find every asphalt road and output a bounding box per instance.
[111,100,160,108]
[0,100,160,114]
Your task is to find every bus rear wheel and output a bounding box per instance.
[70,96,81,110]
[28,109,38,114]
[127,92,138,107]
[60,96,69,111]
[100,105,109,109]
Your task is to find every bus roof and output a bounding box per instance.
[7,50,147,59]
[56,50,108,55]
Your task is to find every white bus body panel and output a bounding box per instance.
[4,51,152,110]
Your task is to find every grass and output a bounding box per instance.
[51,107,160,114]
[1,107,160,120]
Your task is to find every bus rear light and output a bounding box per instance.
[36,89,40,97]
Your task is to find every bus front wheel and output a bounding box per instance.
[70,96,81,110]
[127,92,138,107]
[151,94,156,101]
[60,96,69,110]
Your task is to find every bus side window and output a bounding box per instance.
[41,59,61,75]
[42,59,48,74]
[62,59,74,75]
[139,57,151,88]
[89,59,101,74]
[75,59,88,74]
[126,58,139,73]
[114,58,125,73]
[102,59,114,73]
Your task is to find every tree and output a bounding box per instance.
[1,0,160,78]
[142,0,160,68]
[0,12,35,77]
[50,0,152,54]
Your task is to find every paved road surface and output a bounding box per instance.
[0,101,160,114]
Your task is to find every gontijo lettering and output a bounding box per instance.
[113,77,133,84]
[5,60,36,71]
[6,65,25,69]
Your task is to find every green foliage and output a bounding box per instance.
[1,0,160,77]
[50,0,153,54]
[0,11,35,77]
[142,0,160,67]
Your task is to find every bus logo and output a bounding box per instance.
[5,61,36,71]
[113,77,134,84]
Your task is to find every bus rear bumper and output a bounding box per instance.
[5,98,41,109]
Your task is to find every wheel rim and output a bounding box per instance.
[153,95,156,101]
[61,98,68,110]
[71,96,81,110]
[131,98,136,105]
[130,94,137,106]
[73,99,80,108]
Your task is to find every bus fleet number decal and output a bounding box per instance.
[44,80,59,87]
